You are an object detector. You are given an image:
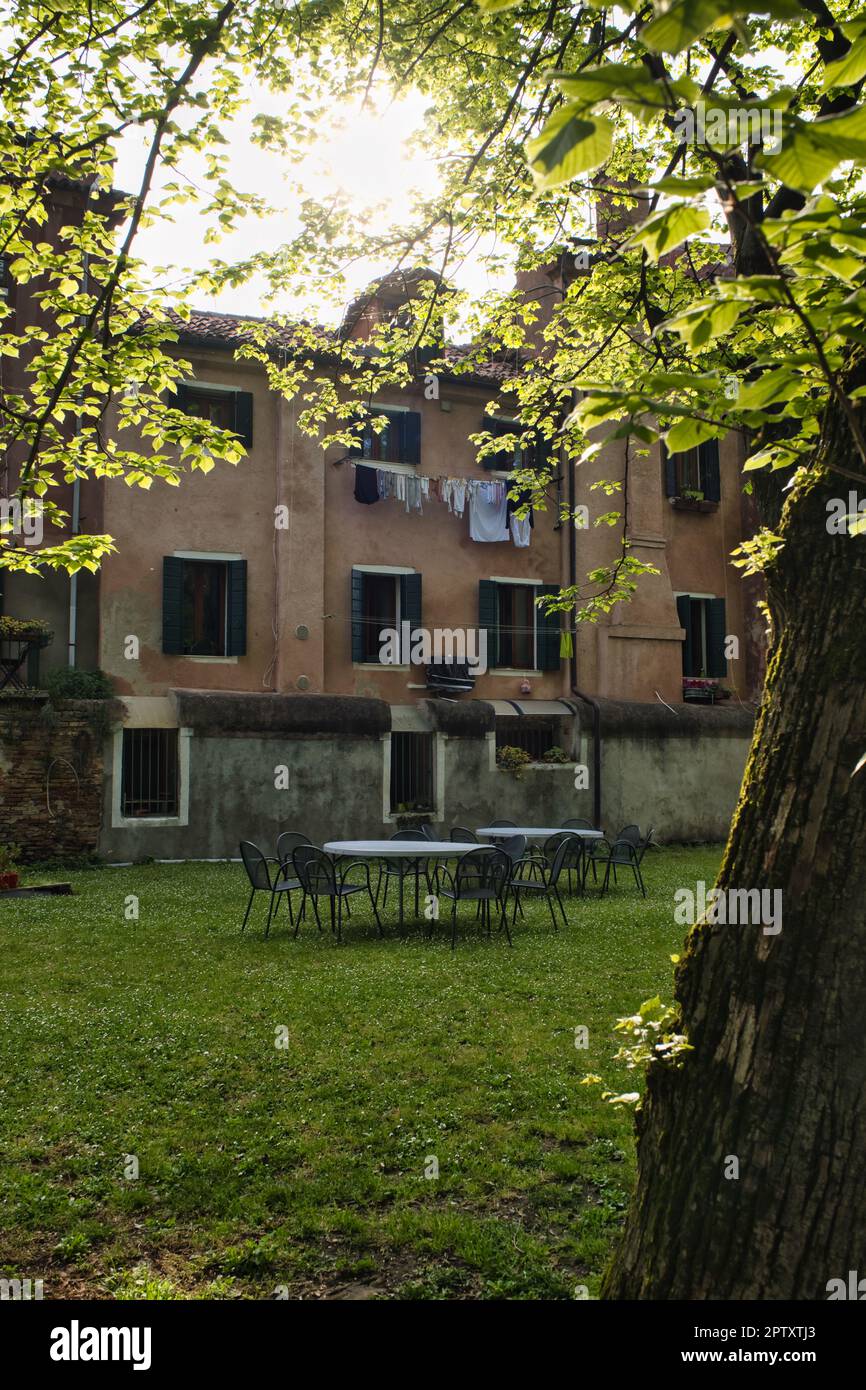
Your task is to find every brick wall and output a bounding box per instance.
[0,696,111,861]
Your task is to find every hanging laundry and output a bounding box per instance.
[510,514,532,548]
[469,480,509,542]
[559,630,574,659]
[354,464,380,505]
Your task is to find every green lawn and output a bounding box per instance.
[0,846,720,1300]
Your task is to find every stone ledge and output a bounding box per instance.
[170,690,390,738]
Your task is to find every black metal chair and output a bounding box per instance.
[292,845,382,941]
[450,826,478,842]
[509,838,571,931]
[239,840,303,937]
[437,846,512,949]
[418,822,438,841]
[599,835,649,898]
[562,818,593,830]
[276,830,311,873]
[377,830,433,916]
[488,818,518,828]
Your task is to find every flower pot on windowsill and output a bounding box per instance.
[670,495,718,513]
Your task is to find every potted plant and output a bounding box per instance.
[496,744,532,779]
[0,616,54,647]
[542,745,570,764]
[0,843,21,891]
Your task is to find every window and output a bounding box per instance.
[390,732,434,812]
[176,383,253,449]
[351,408,421,465]
[481,417,551,473]
[676,595,727,677]
[121,728,179,817]
[351,569,422,664]
[665,439,721,502]
[163,556,247,656]
[495,718,557,760]
[478,579,560,671]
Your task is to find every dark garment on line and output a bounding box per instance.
[354,464,380,504]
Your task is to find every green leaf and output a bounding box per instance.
[660,298,747,348]
[665,416,721,451]
[525,107,614,189]
[821,35,866,93]
[624,202,709,260]
[642,0,736,56]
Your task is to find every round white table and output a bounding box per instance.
[475,826,603,843]
[323,840,478,932]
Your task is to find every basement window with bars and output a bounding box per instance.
[390,732,435,813]
[495,717,558,762]
[121,728,179,818]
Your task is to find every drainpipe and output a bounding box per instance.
[566,398,602,828]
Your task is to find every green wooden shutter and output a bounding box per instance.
[226,559,247,656]
[676,594,693,676]
[536,584,561,671]
[401,410,421,464]
[706,597,727,677]
[699,439,721,502]
[478,579,499,670]
[351,569,365,662]
[162,556,185,654]
[664,445,678,497]
[175,383,191,415]
[234,391,253,450]
[400,572,422,644]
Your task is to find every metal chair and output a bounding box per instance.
[450,826,478,842]
[437,846,512,949]
[418,822,438,841]
[292,845,382,941]
[562,818,593,829]
[599,837,648,898]
[239,840,302,937]
[488,819,518,828]
[276,830,311,872]
[377,830,433,916]
[508,838,572,931]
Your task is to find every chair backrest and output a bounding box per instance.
[488,818,517,828]
[389,830,428,841]
[617,824,641,847]
[562,818,592,829]
[547,837,576,884]
[418,823,437,841]
[276,830,311,867]
[500,834,527,864]
[292,845,337,894]
[638,826,655,861]
[609,838,638,864]
[455,846,508,892]
[543,831,571,859]
[451,826,478,843]
[240,841,272,890]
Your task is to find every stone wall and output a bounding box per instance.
[0,696,111,861]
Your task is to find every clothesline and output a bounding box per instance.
[352,460,534,546]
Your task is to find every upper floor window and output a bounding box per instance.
[351,568,422,664]
[676,594,727,678]
[176,383,253,449]
[480,417,552,473]
[351,408,421,465]
[478,579,560,671]
[162,555,247,657]
[665,439,721,503]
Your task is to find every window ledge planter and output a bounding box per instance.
[670,496,718,514]
[683,678,731,704]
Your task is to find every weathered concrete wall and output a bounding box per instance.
[96,691,753,860]
[0,696,110,860]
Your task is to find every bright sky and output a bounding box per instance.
[113,84,509,328]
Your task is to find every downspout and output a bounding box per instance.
[566,394,602,828]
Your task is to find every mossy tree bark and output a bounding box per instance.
[602,385,866,1299]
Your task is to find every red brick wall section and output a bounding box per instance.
[0,697,108,862]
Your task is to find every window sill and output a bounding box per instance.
[114,816,183,828]
[669,497,719,513]
[355,662,410,671]
[496,762,572,772]
[489,668,540,676]
[180,655,239,664]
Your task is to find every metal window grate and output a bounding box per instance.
[121,728,179,817]
[496,718,557,762]
[390,732,434,812]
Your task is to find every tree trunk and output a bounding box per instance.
[602,389,866,1299]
